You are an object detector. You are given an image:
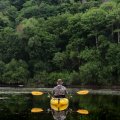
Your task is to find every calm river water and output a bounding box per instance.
[0,92,120,120]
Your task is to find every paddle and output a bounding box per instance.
[76,90,89,95]
[31,107,89,115]
[76,109,89,115]
[31,91,44,96]
[31,90,89,96]
[31,108,44,113]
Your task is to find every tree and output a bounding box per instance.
[98,35,110,63]
[67,13,83,37]
[46,13,72,51]
[52,52,67,70]
[79,61,101,85]
[0,0,120,86]
[0,0,10,12]
[105,43,120,84]
[81,8,107,47]
[112,8,120,44]
[27,32,56,62]
[80,48,99,62]
[106,8,120,43]
[9,0,26,10]
[0,13,10,29]
[0,61,5,82]
[3,59,29,84]
[17,2,58,20]
[0,27,29,62]
[100,1,116,11]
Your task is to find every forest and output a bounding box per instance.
[0,0,120,87]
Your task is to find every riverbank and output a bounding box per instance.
[0,87,120,95]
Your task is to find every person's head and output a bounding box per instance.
[57,79,63,85]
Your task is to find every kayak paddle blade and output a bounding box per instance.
[77,90,89,95]
[31,91,44,96]
[77,109,89,115]
[31,108,43,113]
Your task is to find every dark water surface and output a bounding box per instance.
[0,93,120,120]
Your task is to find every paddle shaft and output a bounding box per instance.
[31,90,89,96]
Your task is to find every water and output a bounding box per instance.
[0,93,120,120]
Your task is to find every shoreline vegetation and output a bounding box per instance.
[0,0,120,87]
[0,83,120,89]
[0,84,120,89]
[0,87,120,96]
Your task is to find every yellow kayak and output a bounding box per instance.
[50,98,69,111]
[50,98,69,105]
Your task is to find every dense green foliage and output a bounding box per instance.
[0,0,120,87]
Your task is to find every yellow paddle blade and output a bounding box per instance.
[77,109,89,115]
[77,90,89,95]
[31,91,44,96]
[31,108,43,113]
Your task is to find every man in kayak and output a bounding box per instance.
[52,79,67,98]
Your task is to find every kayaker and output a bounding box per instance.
[52,109,67,120]
[52,79,67,98]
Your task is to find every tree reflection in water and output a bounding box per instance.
[0,93,120,120]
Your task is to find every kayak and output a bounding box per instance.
[50,98,69,111]
[50,97,69,105]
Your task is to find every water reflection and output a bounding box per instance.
[31,96,89,120]
[51,107,89,120]
[31,107,89,120]
[51,108,69,120]
[0,93,120,120]
[76,109,89,115]
[50,98,69,120]
[31,108,44,113]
